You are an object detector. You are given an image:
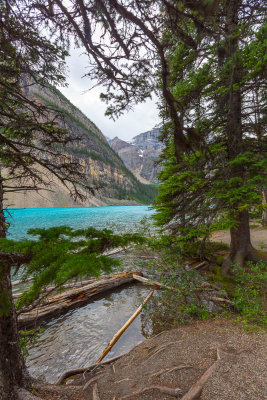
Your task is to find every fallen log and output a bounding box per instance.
[133,275,232,302]
[13,278,97,298]
[96,290,154,363]
[190,261,208,270]
[18,271,142,330]
[132,274,175,290]
[205,296,234,306]
[12,277,34,287]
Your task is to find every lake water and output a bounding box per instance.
[7,206,155,383]
[6,205,154,240]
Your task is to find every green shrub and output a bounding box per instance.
[232,261,266,329]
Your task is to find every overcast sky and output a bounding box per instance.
[58,47,161,142]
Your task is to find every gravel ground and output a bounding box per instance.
[80,318,267,400]
[211,227,267,251]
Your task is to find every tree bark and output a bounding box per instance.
[0,171,31,399]
[262,189,267,226]
[221,1,262,273]
[222,209,264,274]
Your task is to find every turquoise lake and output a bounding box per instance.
[7,205,156,382]
[6,205,154,240]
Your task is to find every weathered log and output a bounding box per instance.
[96,290,154,363]
[13,278,97,298]
[205,296,234,306]
[18,271,142,330]
[12,277,34,287]
[190,261,208,270]
[132,274,175,290]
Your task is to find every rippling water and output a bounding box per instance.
[26,285,151,383]
[7,206,155,383]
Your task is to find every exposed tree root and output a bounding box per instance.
[144,341,179,363]
[56,353,125,384]
[117,349,221,400]
[92,384,101,400]
[16,388,43,400]
[119,385,183,399]
[180,349,221,400]
[222,245,267,275]
[33,381,84,398]
[83,374,107,391]
[150,365,193,378]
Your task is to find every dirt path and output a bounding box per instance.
[42,319,266,400]
[211,227,267,251]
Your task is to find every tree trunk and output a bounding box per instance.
[0,171,31,399]
[222,209,264,274]
[221,0,256,273]
[262,189,267,227]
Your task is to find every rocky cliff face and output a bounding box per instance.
[131,124,163,151]
[5,85,157,208]
[109,124,163,183]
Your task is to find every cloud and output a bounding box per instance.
[57,46,161,141]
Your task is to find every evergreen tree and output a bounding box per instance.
[154,1,267,271]
[0,2,92,398]
[1,226,144,313]
[34,0,265,269]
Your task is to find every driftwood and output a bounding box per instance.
[13,278,97,298]
[18,271,142,329]
[133,274,233,306]
[96,290,154,363]
[190,261,208,270]
[132,274,175,290]
[205,296,234,306]
[180,349,221,400]
[12,277,34,287]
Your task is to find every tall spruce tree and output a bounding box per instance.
[154,1,267,271]
[0,2,96,398]
[33,0,266,270]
